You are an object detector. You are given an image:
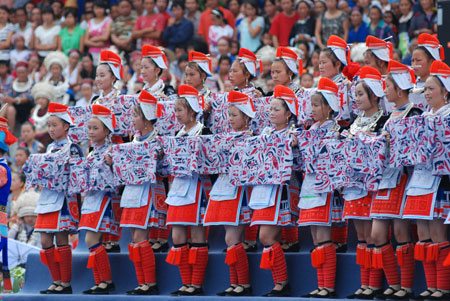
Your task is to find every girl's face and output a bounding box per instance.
[15,150,28,166]
[228,105,248,131]
[81,85,93,98]
[300,74,314,88]
[355,82,377,112]
[311,51,320,67]
[20,124,35,143]
[384,77,400,102]
[42,12,53,25]
[219,59,231,74]
[314,1,326,15]
[325,0,337,10]
[419,0,433,10]
[24,215,36,226]
[175,100,195,125]
[95,64,115,91]
[383,12,393,24]
[184,65,204,90]
[82,56,93,69]
[29,56,39,70]
[264,0,276,16]
[11,173,24,191]
[245,3,257,17]
[36,97,49,109]
[280,0,293,13]
[47,116,68,141]
[211,14,222,26]
[50,64,62,78]
[69,52,80,68]
[229,60,247,88]
[14,37,25,49]
[94,5,106,18]
[140,58,160,83]
[229,0,241,15]
[271,60,291,86]
[412,49,433,79]
[350,10,363,26]
[311,94,331,122]
[424,76,447,110]
[297,2,310,18]
[16,67,28,82]
[399,0,412,15]
[364,51,379,70]
[369,7,381,22]
[132,108,147,131]
[270,98,291,128]
[65,13,75,26]
[88,117,109,145]
[319,52,338,79]
[217,39,230,55]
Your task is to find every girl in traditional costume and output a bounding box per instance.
[165,85,211,296]
[79,104,119,295]
[204,90,254,296]
[298,77,342,298]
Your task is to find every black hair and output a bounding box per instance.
[244,0,259,11]
[16,147,30,157]
[82,52,94,61]
[93,0,109,9]
[393,48,402,60]
[186,61,207,81]
[172,0,185,10]
[413,45,435,62]
[211,8,225,19]
[351,5,364,15]
[364,49,388,70]
[142,57,163,77]
[41,6,55,17]
[64,8,78,18]
[265,0,276,6]
[15,7,26,15]
[278,99,298,125]
[320,47,345,72]
[356,80,379,103]
[118,0,133,5]
[311,92,334,119]
[178,53,189,64]
[17,172,26,184]
[0,60,9,67]
[98,63,118,81]
[0,5,9,14]
[301,72,313,80]
[21,121,36,131]
[219,55,232,65]
[52,0,63,7]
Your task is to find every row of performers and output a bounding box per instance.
[23,34,450,300]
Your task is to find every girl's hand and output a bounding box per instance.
[105,155,112,166]
[291,133,298,147]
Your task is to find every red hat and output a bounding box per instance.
[359,66,384,97]
[100,50,123,80]
[365,35,393,62]
[238,48,262,77]
[327,35,349,66]
[0,117,17,150]
[388,60,415,90]
[15,61,28,70]
[317,77,340,112]
[276,47,302,75]
[142,45,168,69]
[48,103,73,124]
[138,89,159,120]
[178,85,203,113]
[430,60,450,92]
[92,104,116,132]
[273,85,298,116]
[417,33,444,61]
[81,78,94,87]
[189,51,212,76]
[227,90,256,118]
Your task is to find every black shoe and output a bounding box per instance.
[217,285,237,296]
[156,242,169,252]
[335,242,348,253]
[374,287,398,300]
[179,286,204,296]
[386,288,413,300]
[312,288,337,298]
[170,285,189,296]
[83,286,98,294]
[244,242,257,253]
[105,243,121,253]
[40,282,59,294]
[228,285,252,296]
[410,290,435,300]
[302,288,321,297]
[128,284,159,295]
[424,290,450,300]
[50,285,72,294]
[282,242,300,252]
[263,283,291,297]
[359,288,383,299]
[126,285,142,295]
[347,287,365,299]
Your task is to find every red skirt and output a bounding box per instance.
[342,192,374,220]
[370,174,408,218]
[298,192,344,226]
[251,186,293,226]
[35,196,79,233]
[79,194,120,235]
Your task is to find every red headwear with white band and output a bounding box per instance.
[0,117,17,151]
[317,77,340,112]
[430,60,450,92]
[189,51,212,76]
[418,33,444,61]
[276,47,303,76]
[365,35,393,62]
[227,90,256,118]
[273,85,298,116]
[327,35,349,66]
[178,85,203,113]
[92,104,116,132]
[359,66,384,97]
[388,60,416,90]
[138,89,159,120]
[238,48,262,77]
[142,45,168,69]
[48,103,73,125]
[100,50,123,80]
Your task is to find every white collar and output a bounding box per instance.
[177,121,203,137]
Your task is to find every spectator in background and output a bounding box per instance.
[64,49,82,100]
[9,190,40,248]
[185,0,202,39]
[77,79,94,106]
[315,0,349,49]
[110,2,120,20]
[163,1,194,51]
[198,0,235,43]
[51,0,63,25]
[7,172,25,228]
[34,6,60,60]
[84,0,112,65]
[156,0,171,22]
[24,2,35,17]
[208,9,234,56]
[30,7,42,29]
[229,0,245,27]
[125,51,141,94]
[237,0,264,52]
[132,0,167,48]
[409,0,436,38]
[111,0,136,53]
[13,8,32,49]
[217,55,231,92]
[313,0,326,17]
[300,72,314,88]
[10,34,31,70]
[270,0,299,47]
[392,48,402,62]
[13,147,29,173]
[289,0,315,49]
[357,0,370,23]
[19,122,45,155]
[217,37,234,60]
[132,0,145,17]
[230,40,240,56]
[397,0,414,56]
[263,0,278,33]
[58,9,85,56]
[79,52,96,80]
[367,2,396,43]
[30,82,55,145]
[0,6,14,62]
[0,60,12,94]
[348,6,367,43]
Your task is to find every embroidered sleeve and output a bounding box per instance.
[0,166,8,187]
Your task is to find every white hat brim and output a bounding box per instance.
[235,103,256,118]
[364,78,385,97]
[197,61,212,76]
[331,47,347,66]
[437,75,450,93]
[106,63,122,80]
[51,112,73,125]
[424,45,442,61]
[320,91,339,112]
[185,95,201,113]
[140,102,157,120]
[282,58,298,75]
[392,73,414,90]
[372,48,390,62]
[96,115,114,132]
[150,56,167,69]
